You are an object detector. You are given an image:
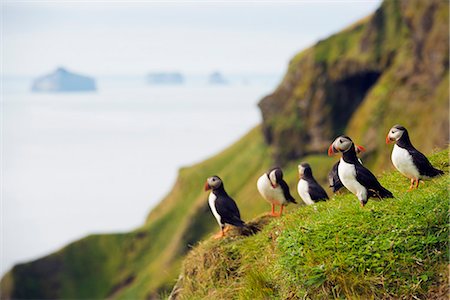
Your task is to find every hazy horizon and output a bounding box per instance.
[3,1,381,77]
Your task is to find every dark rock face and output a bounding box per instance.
[32,67,96,92]
[259,0,449,166]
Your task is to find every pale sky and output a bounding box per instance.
[3,1,381,77]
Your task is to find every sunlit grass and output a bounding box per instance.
[177,149,448,299]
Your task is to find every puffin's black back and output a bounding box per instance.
[396,128,444,177]
[410,149,444,177]
[279,180,297,204]
[308,181,329,201]
[213,187,245,227]
[301,164,329,201]
[342,144,393,200]
[328,161,344,193]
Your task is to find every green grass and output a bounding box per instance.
[176,149,449,299]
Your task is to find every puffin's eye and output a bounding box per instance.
[339,139,343,143]
[391,130,394,134]
[212,178,216,182]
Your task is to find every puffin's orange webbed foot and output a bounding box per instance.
[213,230,225,239]
[415,179,420,189]
[407,179,415,192]
[269,204,280,217]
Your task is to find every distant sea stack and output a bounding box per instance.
[32,67,96,92]
[147,72,184,85]
[208,72,227,85]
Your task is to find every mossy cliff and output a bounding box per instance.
[1,0,448,298]
[259,0,448,167]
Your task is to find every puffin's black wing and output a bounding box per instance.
[408,148,444,177]
[328,162,344,193]
[215,195,245,227]
[355,164,393,199]
[309,179,329,201]
[279,180,297,204]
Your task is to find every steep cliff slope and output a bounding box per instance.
[259,0,448,167]
[1,0,448,298]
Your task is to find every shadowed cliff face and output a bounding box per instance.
[259,0,449,166]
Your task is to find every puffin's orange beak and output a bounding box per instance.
[386,135,391,144]
[356,145,366,153]
[328,144,335,156]
[204,181,211,191]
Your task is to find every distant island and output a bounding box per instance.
[208,72,227,85]
[147,72,184,85]
[32,67,96,92]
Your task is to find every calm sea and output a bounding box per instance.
[1,75,279,275]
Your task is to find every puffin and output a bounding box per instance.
[297,163,329,205]
[328,144,366,193]
[257,167,297,216]
[328,136,393,207]
[204,175,245,238]
[386,124,444,190]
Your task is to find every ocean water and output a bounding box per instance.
[1,75,279,275]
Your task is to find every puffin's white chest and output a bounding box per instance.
[208,192,222,226]
[257,175,286,205]
[297,179,314,205]
[391,144,419,179]
[338,158,367,200]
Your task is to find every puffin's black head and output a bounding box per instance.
[204,175,223,191]
[298,163,312,179]
[386,124,407,144]
[328,136,354,156]
[268,167,283,188]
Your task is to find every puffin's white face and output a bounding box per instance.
[268,168,282,188]
[205,176,222,191]
[328,136,353,155]
[268,170,278,187]
[386,125,405,144]
[297,163,308,178]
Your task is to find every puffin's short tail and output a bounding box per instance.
[239,223,260,236]
[371,186,393,199]
[380,187,394,198]
[288,196,297,204]
[229,219,245,228]
[431,168,444,177]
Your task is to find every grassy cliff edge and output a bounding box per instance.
[172,150,449,299]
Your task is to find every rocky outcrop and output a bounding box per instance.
[32,67,96,92]
[259,0,448,167]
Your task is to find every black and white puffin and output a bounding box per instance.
[328,136,393,207]
[204,176,245,238]
[328,144,366,193]
[297,163,329,205]
[257,167,297,216]
[386,124,444,190]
